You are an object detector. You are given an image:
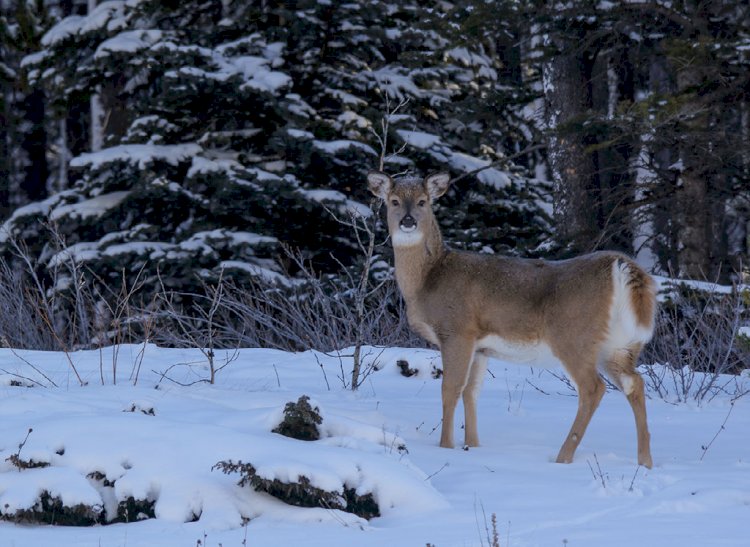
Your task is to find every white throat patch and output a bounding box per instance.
[391,228,424,247]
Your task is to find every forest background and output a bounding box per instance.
[1,0,749,369]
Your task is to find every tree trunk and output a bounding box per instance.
[20,88,48,202]
[678,165,710,278]
[675,57,713,279]
[591,48,637,253]
[632,132,658,270]
[57,118,69,192]
[542,42,599,254]
[0,88,10,219]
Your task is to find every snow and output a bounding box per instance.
[47,242,100,268]
[224,231,277,246]
[337,110,370,130]
[0,344,747,546]
[164,47,291,94]
[450,153,512,189]
[287,128,314,140]
[70,144,202,170]
[94,29,163,59]
[79,1,126,35]
[102,241,172,258]
[653,275,748,297]
[19,50,50,69]
[397,129,442,150]
[370,67,424,100]
[0,466,104,513]
[325,88,367,106]
[444,47,497,80]
[0,191,78,243]
[187,156,241,177]
[41,2,126,46]
[246,167,284,182]
[300,189,372,218]
[669,159,684,171]
[284,93,317,119]
[233,56,291,92]
[312,139,377,156]
[49,191,130,222]
[186,229,277,248]
[396,130,512,189]
[219,261,288,284]
[40,16,84,46]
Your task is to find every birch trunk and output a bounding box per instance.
[89,0,104,152]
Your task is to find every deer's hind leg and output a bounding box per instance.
[555,354,606,464]
[602,343,652,468]
[463,352,488,447]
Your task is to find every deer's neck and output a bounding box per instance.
[392,217,445,301]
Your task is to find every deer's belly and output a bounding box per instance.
[476,335,562,369]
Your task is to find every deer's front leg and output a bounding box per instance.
[439,337,476,449]
[463,353,487,447]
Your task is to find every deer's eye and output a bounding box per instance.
[417,199,427,207]
[391,199,400,207]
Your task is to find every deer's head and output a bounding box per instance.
[367,171,452,247]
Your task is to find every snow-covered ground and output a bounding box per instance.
[0,344,748,546]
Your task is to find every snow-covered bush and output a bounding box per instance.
[272,396,323,441]
[213,460,380,520]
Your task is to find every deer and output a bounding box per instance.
[367,171,657,468]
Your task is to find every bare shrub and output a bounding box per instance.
[0,232,417,373]
[0,261,57,350]
[641,282,750,403]
[150,251,418,355]
[0,228,149,353]
[149,269,240,385]
[223,273,417,352]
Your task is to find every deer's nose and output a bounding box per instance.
[400,214,417,231]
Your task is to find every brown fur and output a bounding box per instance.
[368,171,657,467]
[625,260,657,329]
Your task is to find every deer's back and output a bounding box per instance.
[414,250,630,349]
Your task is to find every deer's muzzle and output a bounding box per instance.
[400,215,417,232]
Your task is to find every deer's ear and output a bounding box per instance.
[425,172,451,200]
[367,171,392,200]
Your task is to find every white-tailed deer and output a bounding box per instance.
[368,171,657,468]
